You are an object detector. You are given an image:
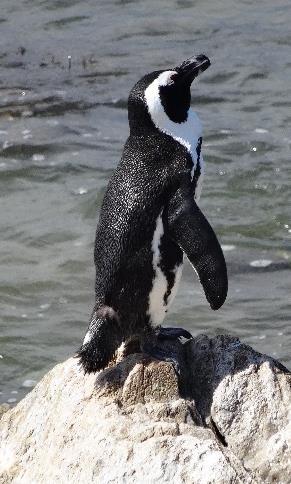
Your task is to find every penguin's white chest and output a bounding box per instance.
[147,214,183,325]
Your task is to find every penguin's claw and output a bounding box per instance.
[142,342,181,375]
[155,326,192,341]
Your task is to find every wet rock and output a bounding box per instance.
[0,335,290,483]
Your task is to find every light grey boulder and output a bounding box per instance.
[186,336,291,482]
[0,335,290,484]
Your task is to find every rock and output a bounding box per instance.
[0,335,290,484]
[0,405,10,420]
[186,336,291,482]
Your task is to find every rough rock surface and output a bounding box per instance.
[0,335,290,484]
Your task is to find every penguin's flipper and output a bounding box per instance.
[167,187,228,310]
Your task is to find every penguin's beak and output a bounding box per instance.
[175,54,211,85]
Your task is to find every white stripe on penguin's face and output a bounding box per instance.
[144,71,203,163]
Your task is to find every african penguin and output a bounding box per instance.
[78,54,228,373]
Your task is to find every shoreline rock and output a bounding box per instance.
[0,335,290,483]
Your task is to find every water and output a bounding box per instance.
[1,0,291,404]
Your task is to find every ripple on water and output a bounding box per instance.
[73,187,88,195]
[221,244,236,252]
[254,128,269,134]
[22,380,37,388]
[0,143,60,160]
[32,154,45,161]
[250,259,273,268]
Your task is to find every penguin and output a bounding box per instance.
[78,54,228,373]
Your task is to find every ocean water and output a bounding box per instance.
[1,0,291,404]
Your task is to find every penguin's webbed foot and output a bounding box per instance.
[140,326,192,374]
[141,341,181,375]
[155,326,192,341]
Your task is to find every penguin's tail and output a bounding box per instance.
[77,305,124,374]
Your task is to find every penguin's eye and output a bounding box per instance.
[168,73,178,85]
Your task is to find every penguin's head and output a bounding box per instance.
[128,54,210,133]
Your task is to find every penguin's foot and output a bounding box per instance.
[141,341,181,375]
[121,335,141,357]
[155,326,192,341]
